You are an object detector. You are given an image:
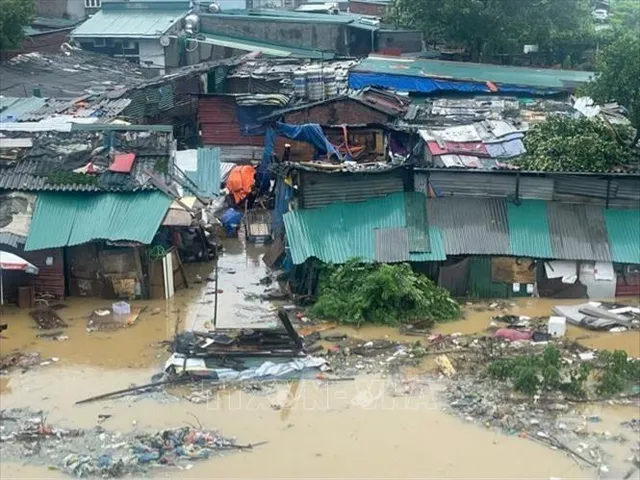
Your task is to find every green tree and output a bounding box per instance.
[0,0,34,50]
[517,116,633,172]
[610,0,640,32]
[390,0,593,64]
[586,33,640,146]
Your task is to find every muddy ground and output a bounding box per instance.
[1,238,639,479]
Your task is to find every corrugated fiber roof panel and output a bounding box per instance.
[72,9,186,38]
[547,203,611,261]
[25,191,171,251]
[427,197,510,255]
[284,192,408,264]
[196,147,221,197]
[507,200,553,259]
[603,209,640,264]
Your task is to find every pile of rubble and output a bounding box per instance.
[0,408,256,478]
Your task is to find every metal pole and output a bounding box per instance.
[1,266,4,307]
[213,258,219,329]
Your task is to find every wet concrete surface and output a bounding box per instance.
[1,238,639,479]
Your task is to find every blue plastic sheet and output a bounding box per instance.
[257,122,341,194]
[348,72,561,95]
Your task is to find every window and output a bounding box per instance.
[85,0,101,8]
[93,38,105,47]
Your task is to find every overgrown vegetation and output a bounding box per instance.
[0,0,34,50]
[309,260,461,327]
[585,33,640,146]
[488,345,640,398]
[516,116,634,172]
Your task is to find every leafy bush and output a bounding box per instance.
[516,116,634,172]
[309,260,461,327]
[596,350,640,397]
[488,345,639,398]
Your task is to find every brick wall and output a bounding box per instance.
[283,98,388,125]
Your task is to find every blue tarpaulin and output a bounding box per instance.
[348,72,561,95]
[257,122,341,193]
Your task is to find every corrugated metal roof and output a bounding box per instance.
[195,147,221,197]
[421,171,520,199]
[0,232,25,248]
[405,191,429,252]
[409,226,446,262]
[374,227,409,263]
[603,209,640,264]
[507,200,553,258]
[300,170,405,209]
[284,192,435,264]
[72,10,187,38]
[547,203,611,261]
[285,193,405,264]
[0,97,47,122]
[354,56,594,90]
[199,33,334,59]
[427,197,510,255]
[25,191,171,251]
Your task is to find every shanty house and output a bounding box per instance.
[0,124,203,302]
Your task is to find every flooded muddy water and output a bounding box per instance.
[1,238,638,479]
[0,367,590,480]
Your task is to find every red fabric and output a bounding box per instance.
[493,328,532,342]
[109,153,136,173]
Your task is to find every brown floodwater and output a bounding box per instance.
[0,366,593,480]
[1,239,639,479]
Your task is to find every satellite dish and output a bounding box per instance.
[159,35,171,47]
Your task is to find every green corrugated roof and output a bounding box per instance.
[72,9,187,38]
[354,56,594,89]
[195,148,221,197]
[25,192,171,251]
[603,209,640,264]
[284,192,443,265]
[199,33,335,60]
[507,200,553,258]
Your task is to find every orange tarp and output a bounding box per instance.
[226,165,256,204]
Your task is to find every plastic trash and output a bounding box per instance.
[219,208,243,237]
[547,316,566,337]
[112,302,131,316]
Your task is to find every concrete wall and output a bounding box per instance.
[35,0,86,18]
[199,14,347,54]
[67,0,87,19]
[35,0,68,18]
[377,30,422,54]
[139,39,166,74]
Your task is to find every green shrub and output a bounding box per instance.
[309,260,461,327]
